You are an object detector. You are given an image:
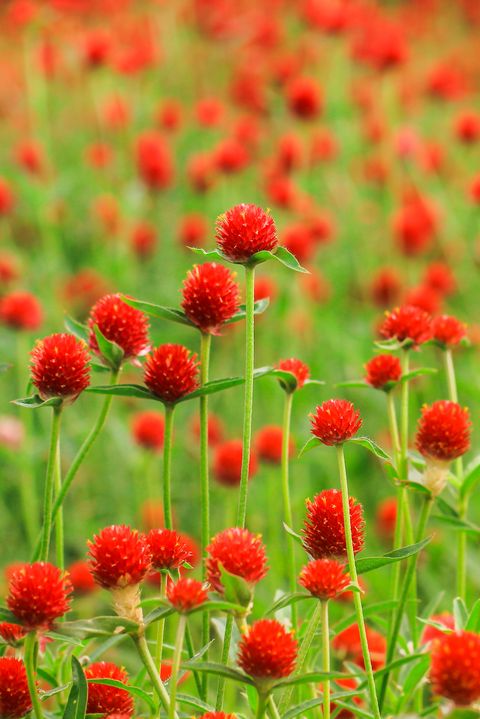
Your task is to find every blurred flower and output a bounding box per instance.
[380,305,432,347]
[432,315,467,348]
[255,425,294,464]
[0,622,26,646]
[0,292,43,331]
[286,76,322,120]
[135,131,174,191]
[131,411,165,452]
[213,439,257,486]
[0,658,32,718]
[276,358,310,390]
[0,417,24,451]
[420,612,455,645]
[333,623,386,670]
[429,630,480,705]
[375,497,397,542]
[67,560,97,595]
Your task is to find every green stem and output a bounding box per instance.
[281,391,297,629]
[169,614,187,719]
[336,445,381,719]
[133,633,174,717]
[236,264,256,528]
[387,389,404,624]
[24,633,44,719]
[322,600,331,719]
[256,693,267,719]
[155,572,167,670]
[200,331,212,698]
[215,614,234,710]
[54,424,64,570]
[268,696,281,719]
[163,405,175,530]
[386,392,401,465]
[39,406,62,562]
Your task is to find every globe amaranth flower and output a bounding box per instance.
[0,622,26,646]
[310,399,362,446]
[238,619,297,683]
[299,559,350,601]
[196,714,237,719]
[30,333,91,403]
[255,425,295,465]
[215,203,278,263]
[167,577,208,613]
[206,528,268,596]
[365,354,402,390]
[146,528,193,570]
[213,440,257,486]
[7,562,72,631]
[375,497,397,542]
[303,489,365,559]
[88,293,150,362]
[131,410,165,451]
[0,291,43,331]
[276,357,310,391]
[144,344,199,404]
[432,315,467,348]
[333,623,386,671]
[67,560,97,595]
[421,612,455,645]
[430,630,480,705]
[0,658,32,719]
[85,662,134,716]
[181,262,240,334]
[379,304,432,347]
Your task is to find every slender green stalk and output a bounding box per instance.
[386,392,401,464]
[256,694,267,719]
[281,391,298,629]
[163,405,175,530]
[39,406,63,562]
[236,264,256,528]
[387,389,404,617]
[215,614,234,710]
[336,445,381,719]
[169,614,187,719]
[268,696,281,719]
[321,600,331,719]
[200,331,212,697]
[24,633,44,719]
[155,572,167,670]
[54,427,64,570]
[133,633,174,717]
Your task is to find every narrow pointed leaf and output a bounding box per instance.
[266,592,314,615]
[86,384,156,401]
[335,380,369,389]
[465,599,480,632]
[347,436,391,461]
[271,246,309,273]
[63,656,87,719]
[176,376,244,402]
[12,394,63,409]
[400,368,438,383]
[143,605,174,626]
[454,597,468,631]
[224,298,270,325]
[283,523,303,546]
[176,695,215,712]
[298,436,322,457]
[120,296,194,327]
[180,661,254,685]
[273,671,349,689]
[54,616,139,639]
[355,536,431,574]
[87,679,155,712]
[64,315,89,344]
[93,325,124,370]
[460,456,480,500]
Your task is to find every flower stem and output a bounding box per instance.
[54,426,64,570]
[133,632,174,717]
[386,392,401,464]
[169,614,187,719]
[215,613,234,710]
[281,391,297,628]
[321,600,331,719]
[162,405,175,530]
[39,405,62,562]
[256,693,267,719]
[236,263,256,528]
[24,632,44,719]
[336,445,381,719]
[200,331,212,697]
[155,572,167,670]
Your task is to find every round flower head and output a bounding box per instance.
[85,662,134,716]
[30,333,91,402]
[146,529,193,570]
[299,558,350,601]
[416,401,471,463]
[276,357,310,391]
[7,562,72,630]
[303,489,365,559]
[255,425,295,464]
[310,399,362,446]
[88,525,152,589]
[206,528,268,595]
[421,612,455,645]
[197,714,237,719]
[376,497,397,541]
[213,440,257,486]
[215,203,278,263]
[430,630,480,705]
[144,344,199,404]
[131,410,165,451]
[432,315,467,348]
[0,291,43,331]
[365,354,402,390]
[181,262,240,334]
[0,658,32,719]
[67,560,97,595]
[0,622,26,646]
[333,623,386,671]
[380,305,432,347]
[167,577,208,613]
[238,619,297,681]
[88,293,150,362]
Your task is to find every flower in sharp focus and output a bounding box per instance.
[0,658,32,719]
[213,439,257,486]
[238,619,297,680]
[6,562,72,630]
[429,630,480,705]
[206,528,268,595]
[276,357,310,390]
[85,662,134,716]
[0,291,43,331]
[87,525,152,589]
[181,262,240,334]
[144,344,199,404]
[166,577,209,613]
[131,410,165,451]
[379,304,432,347]
[215,203,278,263]
[432,314,467,348]
[299,558,350,601]
[30,333,91,402]
[310,399,362,446]
[146,529,193,570]
[88,293,150,362]
[416,401,471,463]
[364,354,402,390]
[303,489,365,559]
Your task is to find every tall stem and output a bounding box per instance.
[39,406,62,562]
[200,331,212,697]
[169,615,187,719]
[54,426,64,570]
[387,389,404,620]
[155,572,167,670]
[336,445,381,719]
[236,264,255,528]
[281,391,297,629]
[386,392,401,465]
[215,614,234,710]
[162,405,175,530]
[321,600,331,719]
[17,333,39,549]
[133,633,175,717]
[24,633,44,719]
[256,694,267,719]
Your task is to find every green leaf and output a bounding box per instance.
[454,597,469,631]
[87,679,155,712]
[374,338,409,351]
[93,325,124,370]
[303,379,325,387]
[404,480,432,496]
[335,380,369,389]
[188,247,225,261]
[333,600,398,634]
[273,671,348,689]
[370,653,426,681]
[332,701,374,719]
[460,456,480,500]
[180,661,254,686]
[54,616,139,639]
[283,523,303,546]
[271,246,309,273]
[12,394,63,409]
[465,599,480,632]
[282,698,324,719]
[347,436,391,461]
[435,496,459,518]
[120,296,194,327]
[176,694,215,712]
[86,384,155,401]
[176,376,245,403]
[0,607,22,623]
[400,368,438,383]
[266,592,314,615]
[40,683,72,700]
[355,537,431,575]
[298,436,322,457]
[64,316,89,344]
[63,656,87,719]
[188,599,247,616]
[395,654,430,713]
[143,605,174,626]
[431,515,480,535]
[224,298,270,325]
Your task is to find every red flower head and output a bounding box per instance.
[375,497,397,541]
[67,560,97,595]
[286,76,322,120]
[178,213,208,248]
[7,562,72,630]
[423,262,456,297]
[255,276,278,303]
[147,529,193,570]
[88,525,152,589]
[276,357,310,390]
[238,619,297,680]
[430,630,480,705]
[432,315,467,348]
[0,658,32,718]
[135,131,174,191]
[213,440,257,487]
[129,221,157,259]
[85,662,134,716]
[0,622,26,646]
[421,612,455,645]
[88,294,150,362]
[30,333,91,402]
[0,292,43,331]
[370,268,402,308]
[303,489,365,559]
[310,399,362,446]
[131,411,165,451]
[379,305,432,347]
[181,262,240,334]
[0,177,15,216]
[144,344,199,404]
[415,401,471,463]
[197,714,237,719]
[15,140,43,175]
[299,558,350,601]
[255,425,295,465]
[365,354,402,390]
[215,204,278,263]
[333,623,386,671]
[167,577,208,613]
[190,412,224,446]
[206,528,268,595]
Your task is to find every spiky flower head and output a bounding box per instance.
[238,619,297,681]
[167,577,209,613]
[146,529,193,570]
[310,399,362,446]
[215,204,278,263]
[6,562,72,630]
[181,262,240,334]
[88,293,150,362]
[365,354,402,390]
[303,489,365,559]
[0,622,26,646]
[275,357,310,391]
[430,630,480,705]
[206,528,268,595]
[299,559,350,601]
[0,658,32,719]
[87,525,152,589]
[85,662,134,716]
[30,333,90,402]
[144,344,199,404]
[432,314,467,348]
[416,401,471,463]
[379,304,432,347]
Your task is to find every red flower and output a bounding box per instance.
[370,268,402,308]
[196,714,237,719]
[432,315,467,348]
[365,354,402,390]
[131,411,165,451]
[135,131,173,191]
[167,577,208,613]
[379,305,432,347]
[30,333,90,402]
[85,662,134,716]
[88,525,152,589]
[0,658,32,719]
[423,262,456,297]
[7,562,72,630]
[299,559,350,600]
[255,425,294,464]
[310,399,362,446]
[276,357,310,390]
[215,204,278,263]
[146,529,193,570]
[206,528,268,595]
[144,344,199,404]
[375,497,397,541]
[0,622,26,645]
[430,630,480,705]
[68,560,97,595]
[286,77,322,120]
[303,489,365,559]
[178,213,208,248]
[190,412,224,446]
[88,294,150,362]
[0,292,43,331]
[0,177,15,216]
[416,401,471,462]
[238,619,297,679]
[213,439,257,486]
[421,612,455,645]
[129,221,157,259]
[181,262,240,334]
[333,624,386,671]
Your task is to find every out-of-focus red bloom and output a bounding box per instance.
[299,558,350,600]
[255,425,294,464]
[469,174,480,204]
[255,276,278,303]
[281,223,315,264]
[67,560,97,595]
[264,173,298,210]
[214,138,249,174]
[302,0,350,34]
[423,262,456,297]
[31,333,90,402]
[310,399,362,445]
[454,110,480,144]
[82,29,111,68]
[88,525,152,589]
[274,133,303,173]
[303,489,365,559]
[85,663,134,716]
[167,577,208,613]
[140,500,164,531]
[405,285,442,315]
[430,630,480,705]
[206,527,268,595]
[144,344,199,404]
[190,412,224,446]
[375,497,397,541]
[0,253,19,286]
[0,292,42,331]
[238,619,297,679]
[427,62,469,101]
[393,193,437,256]
[7,562,72,630]
[178,213,208,248]
[213,440,257,487]
[156,99,183,132]
[370,268,402,307]
[135,131,174,191]
[416,401,471,463]
[286,76,322,120]
[0,417,24,451]
[308,212,334,245]
[276,357,310,390]
[85,142,113,170]
[310,128,338,164]
[160,660,190,685]
[352,18,407,71]
[147,529,193,570]
[131,411,165,451]
[14,140,43,175]
[102,96,131,130]
[92,194,121,235]
[129,221,157,259]
[196,714,237,719]
[0,177,15,216]
[365,354,402,390]
[333,623,386,670]
[0,658,32,719]
[421,612,455,645]
[88,293,150,362]
[181,263,240,334]
[195,97,225,127]
[62,269,109,317]
[0,622,26,646]
[380,305,432,347]
[432,315,467,348]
